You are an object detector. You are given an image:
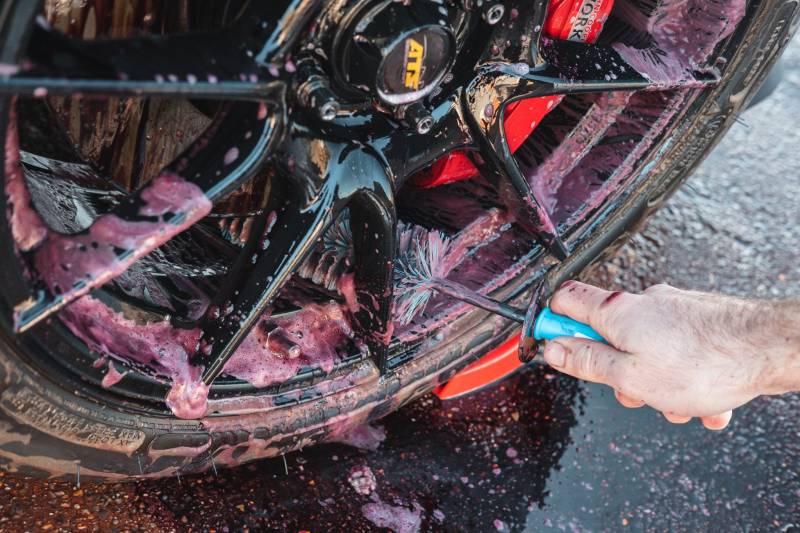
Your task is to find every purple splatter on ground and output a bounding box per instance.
[348,464,377,496]
[361,495,423,533]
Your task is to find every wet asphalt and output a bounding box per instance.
[1,36,799,533]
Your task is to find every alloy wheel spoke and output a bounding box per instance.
[348,182,397,374]
[5,25,261,100]
[16,150,237,320]
[462,77,569,260]
[525,0,550,65]
[13,98,284,332]
[0,0,320,100]
[482,39,719,101]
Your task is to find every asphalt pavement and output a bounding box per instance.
[0,35,798,533]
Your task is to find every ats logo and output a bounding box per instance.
[404,37,425,91]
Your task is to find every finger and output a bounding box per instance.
[700,411,733,431]
[662,412,692,424]
[615,389,645,408]
[542,337,627,387]
[550,281,634,335]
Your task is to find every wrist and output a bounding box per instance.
[751,300,800,395]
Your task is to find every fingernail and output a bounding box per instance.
[544,342,566,368]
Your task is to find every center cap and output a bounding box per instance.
[376,26,453,105]
[336,0,456,106]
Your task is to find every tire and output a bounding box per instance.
[0,0,797,481]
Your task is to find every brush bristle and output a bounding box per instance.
[322,210,352,257]
[297,210,353,290]
[393,224,454,325]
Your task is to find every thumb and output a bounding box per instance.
[543,337,628,387]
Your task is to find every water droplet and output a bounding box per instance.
[224,147,239,165]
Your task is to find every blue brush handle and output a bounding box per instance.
[533,308,607,344]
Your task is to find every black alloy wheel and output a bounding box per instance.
[0,0,795,479]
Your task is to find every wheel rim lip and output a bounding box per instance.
[0,1,746,414]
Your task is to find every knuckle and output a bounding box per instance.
[551,281,581,307]
[596,293,635,333]
[644,283,673,295]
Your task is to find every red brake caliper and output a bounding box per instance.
[432,0,614,400]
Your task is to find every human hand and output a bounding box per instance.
[542,282,793,430]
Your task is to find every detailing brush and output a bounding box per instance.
[393,225,606,347]
[394,225,527,325]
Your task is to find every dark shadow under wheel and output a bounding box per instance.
[0,0,796,480]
